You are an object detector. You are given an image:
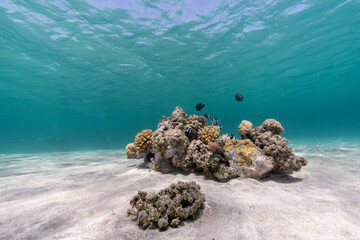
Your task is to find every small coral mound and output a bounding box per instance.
[253,119,307,174]
[126,143,141,159]
[127,181,205,230]
[198,126,220,144]
[238,120,254,139]
[134,129,153,153]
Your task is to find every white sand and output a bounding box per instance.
[0,143,359,240]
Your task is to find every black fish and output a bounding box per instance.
[230,133,236,140]
[196,103,205,111]
[204,113,208,118]
[185,127,197,142]
[235,93,244,101]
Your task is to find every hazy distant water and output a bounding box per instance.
[0,0,360,153]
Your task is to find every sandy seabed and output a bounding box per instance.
[0,142,359,240]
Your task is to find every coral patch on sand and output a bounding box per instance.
[126,106,307,181]
[127,181,205,230]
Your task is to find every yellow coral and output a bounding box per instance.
[134,129,153,152]
[223,139,242,151]
[198,126,220,144]
[224,139,258,166]
[235,139,258,165]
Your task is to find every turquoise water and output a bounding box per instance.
[1,0,360,153]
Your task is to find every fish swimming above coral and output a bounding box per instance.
[204,113,212,119]
[196,103,205,111]
[235,93,244,101]
[211,118,220,126]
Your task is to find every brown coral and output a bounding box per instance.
[262,119,284,135]
[198,126,220,144]
[134,129,153,153]
[127,181,205,230]
[253,121,306,174]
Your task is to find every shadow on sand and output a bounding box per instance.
[134,163,303,184]
[260,173,303,184]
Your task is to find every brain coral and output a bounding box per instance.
[198,126,220,144]
[134,129,153,152]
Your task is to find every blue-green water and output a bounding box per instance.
[1,0,360,153]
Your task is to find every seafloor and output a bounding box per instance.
[0,141,359,240]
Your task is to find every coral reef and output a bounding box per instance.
[134,129,153,153]
[126,106,307,181]
[198,126,220,144]
[127,181,205,230]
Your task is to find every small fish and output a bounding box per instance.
[235,93,244,101]
[204,113,208,118]
[186,127,192,133]
[208,113,212,119]
[230,133,236,140]
[211,118,220,126]
[218,126,223,130]
[196,103,205,111]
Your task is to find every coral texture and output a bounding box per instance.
[253,119,307,173]
[127,181,205,230]
[134,129,153,153]
[198,126,220,144]
[238,120,254,139]
[127,107,307,181]
[262,119,284,135]
[125,143,141,159]
[206,141,218,152]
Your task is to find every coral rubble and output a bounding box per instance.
[126,106,307,181]
[127,181,205,230]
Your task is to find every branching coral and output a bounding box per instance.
[127,181,205,230]
[134,129,153,153]
[198,126,220,144]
